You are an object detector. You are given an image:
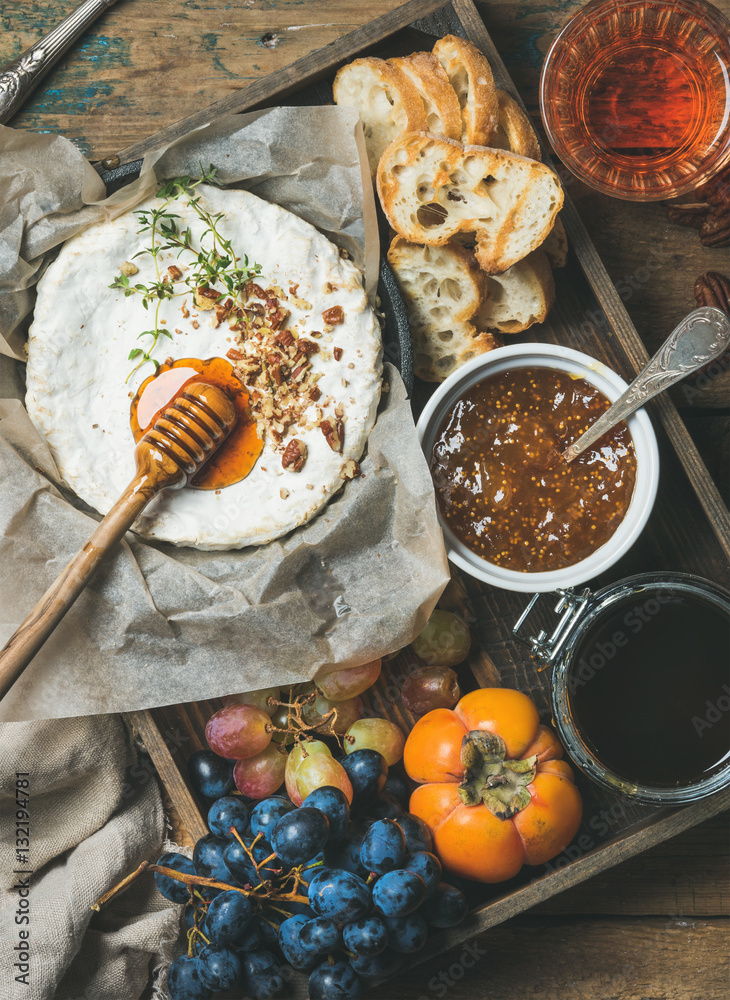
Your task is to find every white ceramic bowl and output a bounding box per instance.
[417,343,660,592]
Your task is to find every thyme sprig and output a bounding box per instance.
[110,164,262,381]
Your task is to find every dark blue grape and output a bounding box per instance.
[421,882,468,928]
[253,915,280,953]
[188,750,234,800]
[349,948,402,980]
[403,851,441,898]
[341,916,389,957]
[222,839,256,884]
[203,889,253,945]
[366,793,405,821]
[300,916,341,955]
[278,914,318,971]
[384,912,428,954]
[182,904,199,934]
[325,828,367,876]
[207,796,250,839]
[197,943,241,991]
[341,750,387,803]
[371,870,425,917]
[234,920,262,952]
[309,959,364,999]
[359,819,406,875]
[271,807,329,866]
[302,786,351,841]
[383,771,410,807]
[167,955,212,1000]
[240,949,285,999]
[154,852,195,904]
[250,796,296,838]
[308,868,371,924]
[193,835,234,883]
[395,814,433,854]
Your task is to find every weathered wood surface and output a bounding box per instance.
[3,2,729,997]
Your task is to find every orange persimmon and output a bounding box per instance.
[404,688,583,883]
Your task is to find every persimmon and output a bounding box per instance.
[404,688,583,883]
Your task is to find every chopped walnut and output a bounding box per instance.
[340,459,360,480]
[323,305,344,325]
[333,347,343,361]
[181,302,190,318]
[120,261,138,276]
[227,347,245,361]
[194,286,220,310]
[280,487,290,499]
[321,418,344,453]
[167,264,183,281]
[282,438,307,472]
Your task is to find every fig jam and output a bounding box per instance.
[430,367,637,572]
[567,590,730,788]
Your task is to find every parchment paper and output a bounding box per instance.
[0,107,449,722]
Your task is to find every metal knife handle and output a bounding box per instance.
[0,0,120,124]
[563,307,730,463]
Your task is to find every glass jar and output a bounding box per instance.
[539,0,730,200]
[514,572,730,804]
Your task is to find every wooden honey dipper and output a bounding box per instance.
[0,380,237,700]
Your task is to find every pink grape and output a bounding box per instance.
[304,695,364,734]
[233,744,287,799]
[284,740,353,805]
[345,718,406,766]
[205,703,272,760]
[316,660,382,700]
[222,686,280,715]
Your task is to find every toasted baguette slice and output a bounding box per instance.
[432,34,498,146]
[389,52,462,141]
[542,216,568,268]
[491,90,541,161]
[377,132,564,273]
[333,57,427,176]
[476,250,555,333]
[387,236,500,382]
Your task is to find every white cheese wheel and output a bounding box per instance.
[26,185,382,549]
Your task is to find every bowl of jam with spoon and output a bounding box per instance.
[417,343,659,591]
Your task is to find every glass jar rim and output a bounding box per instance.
[550,571,730,805]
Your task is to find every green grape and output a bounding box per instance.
[222,686,281,715]
[345,718,406,766]
[303,695,364,734]
[410,610,471,667]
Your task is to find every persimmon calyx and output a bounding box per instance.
[457,730,538,819]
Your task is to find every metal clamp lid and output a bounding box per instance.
[512,587,592,665]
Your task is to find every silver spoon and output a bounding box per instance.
[0,0,120,125]
[563,306,730,463]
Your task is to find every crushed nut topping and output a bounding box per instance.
[340,459,360,480]
[323,305,344,325]
[320,418,344,453]
[282,438,307,472]
[333,347,343,361]
[120,261,139,276]
[194,286,220,310]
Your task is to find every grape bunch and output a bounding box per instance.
[158,747,467,999]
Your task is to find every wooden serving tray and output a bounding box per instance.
[119,0,730,986]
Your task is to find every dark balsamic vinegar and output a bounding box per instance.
[568,591,730,788]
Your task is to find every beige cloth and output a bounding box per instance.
[0,715,180,1000]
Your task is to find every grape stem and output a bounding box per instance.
[90,861,310,913]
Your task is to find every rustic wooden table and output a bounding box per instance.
[2,1,728,997]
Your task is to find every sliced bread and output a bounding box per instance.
[432,34,498,146]
[476,250,555,333]
[387,236,500,382]
[491,90,541,161]
[332,57,427,176]
[389,52,462,141]
[542,216,568,268]
[377,132,564,273]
